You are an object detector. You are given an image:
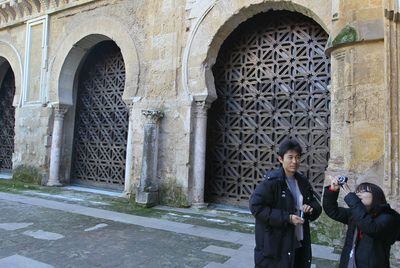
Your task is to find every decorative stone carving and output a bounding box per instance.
[142,109,164,124]
[0,0,96,27]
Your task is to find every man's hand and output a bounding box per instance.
[290,214,304,226]
[302,204,313,215]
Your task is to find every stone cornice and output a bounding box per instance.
[0,0,96,28]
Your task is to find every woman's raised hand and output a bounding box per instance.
[341,183,352,195]
[329,175,340,191]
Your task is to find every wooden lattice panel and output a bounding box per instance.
[71,42,128,189]
[206,11,331,206]
[0,68,15,172]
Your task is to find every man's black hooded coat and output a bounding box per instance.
[249,167,322,268]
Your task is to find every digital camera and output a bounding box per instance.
[337,176,348,186]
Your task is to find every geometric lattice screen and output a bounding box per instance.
[71,41,128,189]
[0,68,15,172]
[206,11,331,206]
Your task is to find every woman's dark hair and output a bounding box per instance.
[356,182,387,213]
[277,139,303,157]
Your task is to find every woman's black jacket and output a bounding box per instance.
[322,186,398,268]
[249,167,322,268]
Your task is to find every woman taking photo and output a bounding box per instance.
[323,178,399,268]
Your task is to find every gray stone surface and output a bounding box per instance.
[0,255,53,268]
[202,245,238,257]
[0,174,11,180]
[312,244,340,261]
[156,205,255,224]
[0,192,254,245]
[0,197,238,267]
[135,190,159,207]
[84,224,108,232]
[22,230,64,241]
[0,222,33,231]
[207,245,254,268]
[62,186,122,197]
[0,191,344,267]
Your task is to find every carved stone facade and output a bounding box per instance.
[0,0,96,26]
[0,0,396,213]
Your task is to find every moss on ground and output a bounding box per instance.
[0,180,68,194]
[12,165,43,185]
[310,212,345,249]
[0,179,41,192]
[159,178,189,208]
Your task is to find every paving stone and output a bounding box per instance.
[312,244,340,261]
[0,222,33,231]
[202,245,238,257]
[22,230,64,241]
[0,255,53,268]
[84,223,108,232]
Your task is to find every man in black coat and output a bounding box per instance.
[249,139,322,268]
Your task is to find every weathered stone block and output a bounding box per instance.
[135,190,159,208]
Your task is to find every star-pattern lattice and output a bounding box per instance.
[71,42,128,189]
[0,68,15,172]
[206,11,331,206]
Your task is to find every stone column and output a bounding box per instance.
[384,2,400,263]
[135,109,164,207]
[384,0,400,203]
[48,104,69,186]
[191,100,211,208]
[123,105,135,197]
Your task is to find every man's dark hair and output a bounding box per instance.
[277,139,303,157]
[355,182,387,214]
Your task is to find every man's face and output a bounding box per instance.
[278,150,301,175]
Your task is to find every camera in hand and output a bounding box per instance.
[337,176,348,186]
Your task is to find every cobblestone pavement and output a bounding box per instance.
[0,191,341,268]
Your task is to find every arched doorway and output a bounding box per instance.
[71,41,128,190]
[206,10,331,206]
[0,66,15,173]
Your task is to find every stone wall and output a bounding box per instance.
[384,0,400,210]
[328,42,385,183]
[0,0,193,196]
[0,0,396,209]
[326,0,386,189]
[13,106,53,178]
[0,0,399,265]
